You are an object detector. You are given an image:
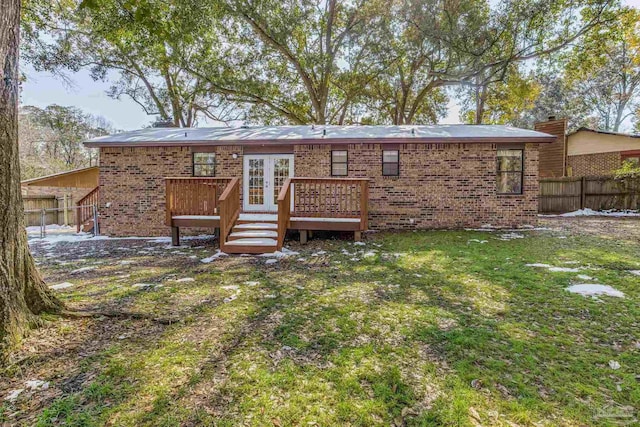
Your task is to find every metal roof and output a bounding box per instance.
[21,166,99,188]
[85,124,556,147]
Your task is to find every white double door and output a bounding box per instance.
[243,154,294,212]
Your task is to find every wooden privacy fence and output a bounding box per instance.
[23,195,75,226]
[539,175,640,213]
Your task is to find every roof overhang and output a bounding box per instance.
[86,136,556,148]
[21,166,99,188]
[567,127,640,138]
[84,125,557,148]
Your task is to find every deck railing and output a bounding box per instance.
[280,177,369,230]
[76,186,99,232]
[276,178,293,249]
[164,177,232,226]
[219,177,241,246]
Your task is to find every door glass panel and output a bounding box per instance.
[248,159,264,205]
[272,158,291,205]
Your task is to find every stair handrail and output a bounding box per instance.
[76,186,99,232]
[359,178,369,231]
[276,178,292,250]
[218,177,241,249]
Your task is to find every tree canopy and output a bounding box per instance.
[18,105,112,179]
[565,7,640,132]
[21,0,640,131]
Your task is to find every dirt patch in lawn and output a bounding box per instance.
[539,216,640,241]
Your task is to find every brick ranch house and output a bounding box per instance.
[84,125,555,254]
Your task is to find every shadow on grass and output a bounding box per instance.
[14,230,640,426]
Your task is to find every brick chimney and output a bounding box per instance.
[535,117,567,178]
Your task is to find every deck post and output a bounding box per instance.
[354,231,362,242]
[300,230,308,244]
[171,226,180,246]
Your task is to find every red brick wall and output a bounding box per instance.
[567,152,621,177]
[295,143,539,229]
[99,143,540,236]
[534,119,566,178]
[99,146,243,236]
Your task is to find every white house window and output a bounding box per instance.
[496,149,523,194]
[331,150,348,176]
[382,150,399,176]
[193,152,216,176]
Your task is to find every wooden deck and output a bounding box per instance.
[165,176,369,253]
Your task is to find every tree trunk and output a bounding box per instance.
[474,76,487,125]
[0,0,62,362]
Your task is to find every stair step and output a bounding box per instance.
[234,222,278,231]
[238,213,278,222]
[228,230,278,240]
[225,238,277,246]
[223,237,278,254]
[236,219,278,225]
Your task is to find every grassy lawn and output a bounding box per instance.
[2,218,639,426]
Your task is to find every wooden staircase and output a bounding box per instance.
[76,186,100,234]
[222,215,279,254]
[167,176,369,254]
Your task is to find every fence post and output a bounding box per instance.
[580,177,586,210]
[93,204,99,236]
[40,209,46,238]
[76,205,81,233]
[63,194,69,226]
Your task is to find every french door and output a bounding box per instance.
[243,154,294,212]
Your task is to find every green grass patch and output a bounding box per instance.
[8,228,638,426]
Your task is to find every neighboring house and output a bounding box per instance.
[21,167,100,230]
[21,166,99,201]
[84,125,554,253]
[566,128,640,177]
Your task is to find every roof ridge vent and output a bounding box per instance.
[323,128,326,137]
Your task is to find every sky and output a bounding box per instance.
[20,0,640,131]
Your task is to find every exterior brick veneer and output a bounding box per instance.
[567,152,621,177]
[99,142,539,236]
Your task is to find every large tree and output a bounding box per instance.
[457,65,541,126]
[1,0,62,362]
[22,0,619,126]
[190,0,394,125]
[18,104,112,179]
[565,7,640,132]
[23,0,241,127]
[407,0,617,126]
